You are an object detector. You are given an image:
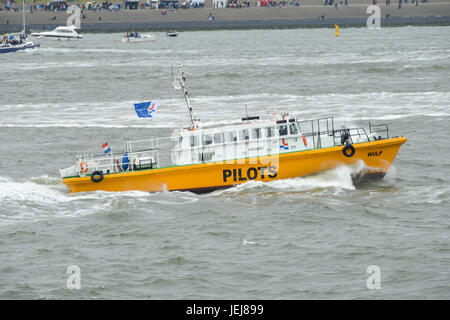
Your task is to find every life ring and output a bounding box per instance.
[302,134,307,147]
[80,161,88,173]
[91,171,104,183]
[342,144,356,158]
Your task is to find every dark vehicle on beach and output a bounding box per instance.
[124,0,139,9]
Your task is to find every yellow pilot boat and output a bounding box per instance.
[60,67,407,193]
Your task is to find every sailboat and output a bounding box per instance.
[0,0,40,54]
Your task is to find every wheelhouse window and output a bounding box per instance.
[239,129,250,141]
[289,123,299,135]
[171,136,183,149]
[225,131,237,142]
[251,128,261,139]
[190,135,200,147]
[202,133,213,146]
[214,132,224,144]
[266,127,276,138]
[278,125,288,136]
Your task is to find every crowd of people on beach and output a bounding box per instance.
[323,0,348,7]
[0,0,300,12]
[0,1,122,12]
[322,0,427,9]
[0,0,431,13]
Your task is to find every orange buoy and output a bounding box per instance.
[335,24,340,37]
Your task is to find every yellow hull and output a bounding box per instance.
[62,137,407,193]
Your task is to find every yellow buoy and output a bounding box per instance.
[335,24,340,37]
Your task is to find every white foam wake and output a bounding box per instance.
[213,161,375,196]
[1,91,449,128]
[0,176,130,224]
[0,176,200,225]
[0,176,67,204]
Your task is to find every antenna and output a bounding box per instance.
[175,64,195,129]
[245,104,249,119]
[22,0,26,35]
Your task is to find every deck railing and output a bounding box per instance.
[60,118,390,178]
[61,138,161,178]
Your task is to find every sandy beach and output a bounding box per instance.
[1,1,450,32]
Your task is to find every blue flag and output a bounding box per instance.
[134,101,158,118]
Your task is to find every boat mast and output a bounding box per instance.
[22,0,26,35]
[176,64,196,129]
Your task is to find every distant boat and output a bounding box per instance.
[122,32,156,43]
[166,30,178,37]
[0,0,39,54]
[0,36,40,53]
[31,25,83,40]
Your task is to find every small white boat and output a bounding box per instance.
[166,30,178,37]
[122,32,156,43]
[31,25,83,40]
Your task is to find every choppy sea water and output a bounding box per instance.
[0,27,449,299]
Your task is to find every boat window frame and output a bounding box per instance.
[266,126,277,138]
[171,135,183,149]
[278,124,288,136]
[202,133,213,146]
[190,134,200,147]
[239,129,250,141]
[213,132,224,144]
[251,128,262,139]
[289,122,299,135]
[224,130,238,143]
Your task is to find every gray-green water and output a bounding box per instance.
[0,27,449,299]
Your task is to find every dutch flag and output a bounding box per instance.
[102,142,112,155]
